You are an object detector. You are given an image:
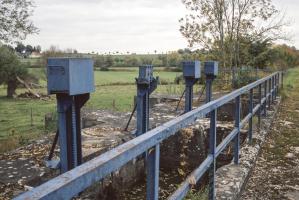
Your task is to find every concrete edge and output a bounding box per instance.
[215,97,281,200]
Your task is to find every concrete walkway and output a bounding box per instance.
[242,68,299,200]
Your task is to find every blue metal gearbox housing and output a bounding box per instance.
[204,61,218,76]
[46,58,94,173]
[47,58,95,95]
[182,61,201,79]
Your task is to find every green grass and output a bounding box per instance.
[0,70,183,152]
[0,67,286,152]
[0,87,56,152]
[94,70,180,86]
[26,68,180,87]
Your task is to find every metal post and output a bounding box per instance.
[71,98,78,167]
[205,78,213,103]
[281,71,284,89]
[258,84,262,128]
[146,144,160,200]
[273,74,277,100]
[57,98,69,173]
[136,87,149,136]
[208,109,217,200]
[263,81,267,116]
[136,65,159,200]
[185,80,194,112]
[275,74,279,99]
[271,76,274,103]
[248,89,253,144]
[268,78,272,109]
[182,61,201,113]
[47,58,94,173]
[204,61,218,104]
[277,73,280,92]
[234,96,241,164]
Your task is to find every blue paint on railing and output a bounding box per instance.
[14,72,282,200]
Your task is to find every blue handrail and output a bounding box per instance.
[14,72,281,200]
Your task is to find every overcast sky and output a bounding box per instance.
[25,0,299,54]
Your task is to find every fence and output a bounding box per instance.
[215,67,275,88]
[14,71,282,200]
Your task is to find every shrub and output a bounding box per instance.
[100,67,110,71]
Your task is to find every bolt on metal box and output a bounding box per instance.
[204,61,218,76]
[47,58,95,95]
[138,65,154,84]
[182,61,201,79]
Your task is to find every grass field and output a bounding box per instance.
[0,67,279,152]
[0,69,183,152]
[28,68,180,87]
[94,70,180,86]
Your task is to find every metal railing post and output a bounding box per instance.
[248,89,253,144]
[271,76,275,103]
[208,109,217,200]
[274,75,277,100]
[268,78,272,109]
[281,71,284,89]
[258,84,262,128]
[146,144,160,200]
[234,96,241,164]
[277,73,280,93]
[263,81,267,116]
[15,71,282,200]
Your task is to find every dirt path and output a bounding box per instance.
[241,68,299,200]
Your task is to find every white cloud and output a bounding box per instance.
[25,0,299,53]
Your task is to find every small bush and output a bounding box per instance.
[164,67,182,72]
[99,67,110,71]
[233,69,259,88]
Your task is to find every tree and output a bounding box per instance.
[15,42,26,54]
[35,45,42,53]
[94,56,105,68]
[272,44,299,69]
[167,52,182,67]
[25,45,34,54]
[0,46,28,97]
[125,56,140,67]
[152,58,163,67]
[105,56,114,68]
[0,0,38,43]
[180,0,288,85]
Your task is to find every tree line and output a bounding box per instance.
[0,0,298,98]
[92,45,299,71]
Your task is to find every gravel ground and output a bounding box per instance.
[241,71,299,200]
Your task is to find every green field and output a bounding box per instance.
[28,68,180,87]
[0,70,183,152]
[0,66,275,152]
[94,70,180,86]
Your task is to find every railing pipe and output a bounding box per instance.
[14,72,281,200]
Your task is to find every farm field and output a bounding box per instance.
[0,70,183,152]
[0,66,270,152]
[28,68,181,87]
